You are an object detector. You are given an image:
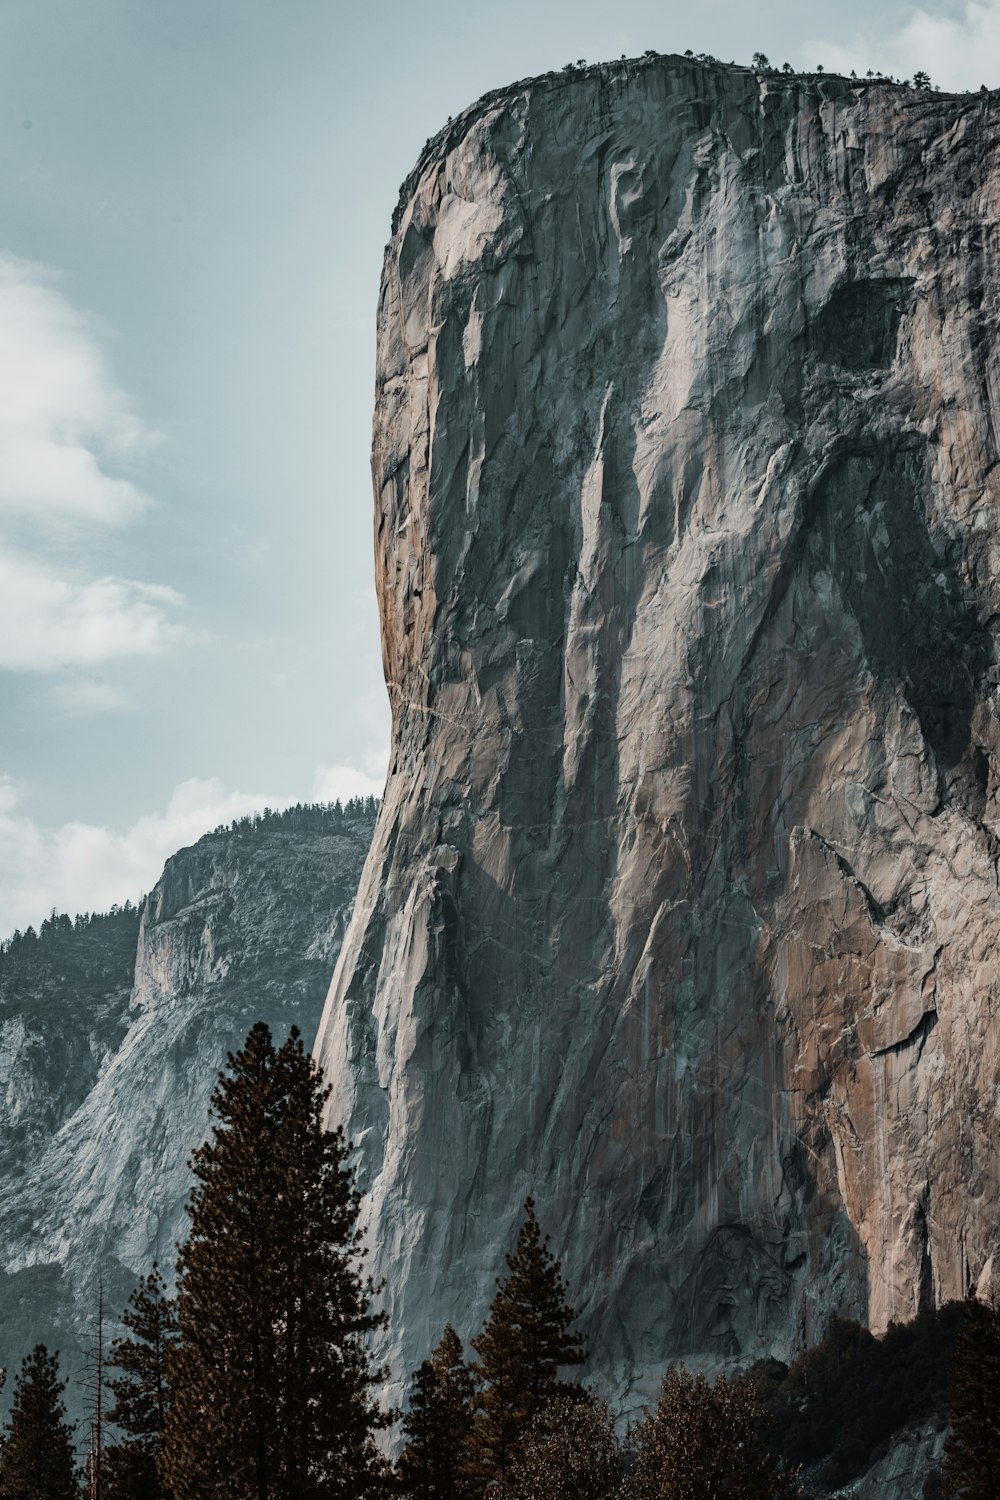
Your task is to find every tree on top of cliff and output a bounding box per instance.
[623,1365,802,1500]
[161,1023,389,1499]
[0,1345,77,1500]
[103,1264,177,1500]
[943,1290,1000,1499]
[396,1325,475,1499]
[468,1198,587,1486]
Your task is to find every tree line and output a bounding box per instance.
[213,797,379,841]
[0,904,141,965]
[0,1019,995,1498]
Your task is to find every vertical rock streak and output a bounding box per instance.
[315,58,1000,1402]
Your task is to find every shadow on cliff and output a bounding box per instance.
[810,435,990,775]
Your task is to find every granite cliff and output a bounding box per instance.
[314,52,1000,1420]
[0,805,374,1416]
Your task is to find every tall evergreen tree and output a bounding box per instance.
[270,1028,389,1497]
[468,1198,586,1486]
[163,1021,281,1500]
[944,1291,1000,1499]
[103,1264,177,1500]
[160,1023,388,1500]
[397,1326,475,1500]
[0,1345,78,1500]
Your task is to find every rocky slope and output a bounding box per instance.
[0,805,374,1415]
[315,51,1000,1417]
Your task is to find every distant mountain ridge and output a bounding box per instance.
[0,799,377,1427]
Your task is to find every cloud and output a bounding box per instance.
[0,255,154,526]
[0,776,283,935]
[805,0,1000,90]
[310,760,386,804]
[0,769,383,938]
[0,545,187,671]
[0,255,187,676]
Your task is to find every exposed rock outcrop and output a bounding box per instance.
[0,809,374,1417]
[832,1425,946,1500]
[315,53,1000,1411]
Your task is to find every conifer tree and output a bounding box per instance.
[161,1022,388,1499]
[163,1021,281,1499]
[469,1198,586,1486]
[623,1365,802,1500]
[397,1325,475,1499]
[103,1264,177,1500]
[944,1291,1000,1499]
[270,1028,389,1497]
[0,1345,78,1500]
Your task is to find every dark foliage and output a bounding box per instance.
[753,1303,963,1488]
[943,1292,1000,1498]
[0,903,140,996]
[212,797,379,841]
[0,1345,77,1500]
[625,1365,801,1500]
[397,1326,475,1500]
[162,1023,389,1499]
[105,1264,177,1498]
[468,1198,586,1487]
[102,1439,162,1500]
[496,1395,621,1500]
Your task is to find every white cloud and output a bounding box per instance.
[0,256,187,677]
[0,776,282,934]
[806,0,1000,90]
[310,760,386,804]
[0,545,186,671]
[0,768,383,938]
[0,256,154,526]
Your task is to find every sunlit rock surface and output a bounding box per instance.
[315,53,1000,1412]
[0,811,374,1416]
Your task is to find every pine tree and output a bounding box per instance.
[0,1345,78,1500]
[623,1365,802,1500]
[944,1291,1000,1499]
[468,1198,586,1486]
[160,1023,389,1499]
[270,1028,389,1497]
[162,1021,282,1499]
[397,1326,475,1499]
[102,1442,161,1500]
[103,1264,177,1500]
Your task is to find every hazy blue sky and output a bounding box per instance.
[0,0,991,933]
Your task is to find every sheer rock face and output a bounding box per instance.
[837,1426,947,1500]
[315,55,1000,1405]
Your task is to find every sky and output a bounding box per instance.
[0,0,994,936]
